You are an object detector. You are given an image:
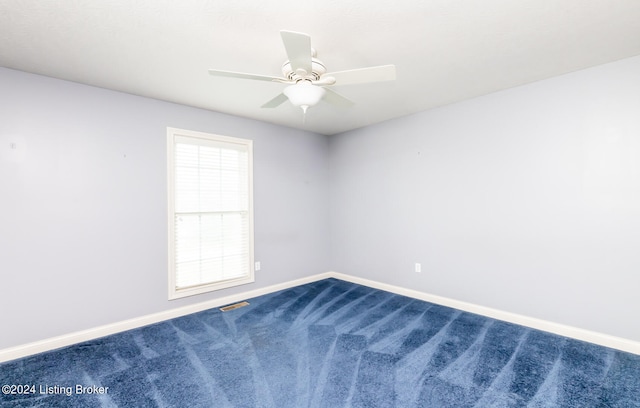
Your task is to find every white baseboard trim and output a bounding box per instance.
[2,270,638,363]
[0,272,333,363]
[329,272,640,355]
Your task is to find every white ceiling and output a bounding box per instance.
[2,1,640,135]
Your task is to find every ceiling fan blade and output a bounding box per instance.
[261,93,289,108]
[280,30,312,74]
[324,64,396,86]
[322,88,354,107]
[208,69,284,82]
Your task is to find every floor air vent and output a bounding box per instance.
[219,301,250,312]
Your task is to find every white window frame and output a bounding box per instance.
[167,127,254,300]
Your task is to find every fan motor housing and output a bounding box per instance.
[282,58,327,82]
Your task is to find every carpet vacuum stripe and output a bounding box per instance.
[1,278,639,407]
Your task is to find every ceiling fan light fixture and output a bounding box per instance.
[208,30,395,117]
[283,81,326,112]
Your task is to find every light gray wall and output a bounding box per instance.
[329,55,640,342]
[3,53,640,350]
[0,67,330,349]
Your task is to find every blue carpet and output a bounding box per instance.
[1,278,639,407]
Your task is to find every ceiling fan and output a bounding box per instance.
[208,30,396,115]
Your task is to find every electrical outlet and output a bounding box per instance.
[415,263,421,273]
[255,261,261,271]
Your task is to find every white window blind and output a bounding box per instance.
[167,128,254,299]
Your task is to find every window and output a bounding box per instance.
[167,127,254,299]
